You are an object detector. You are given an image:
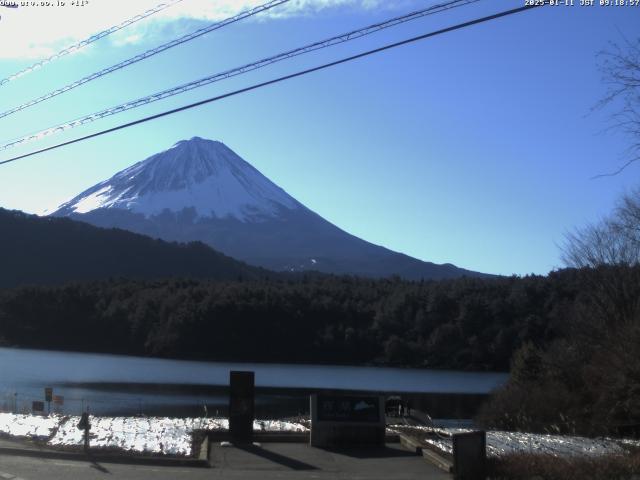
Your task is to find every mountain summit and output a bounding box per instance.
[53,137,483,280]
[55,137,301,221]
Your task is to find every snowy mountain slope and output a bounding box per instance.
[52,137,484,280]
[55,137,301,221]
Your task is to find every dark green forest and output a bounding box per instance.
[0,268,589,371]
[1,231,638,436]
[1,201,639,437]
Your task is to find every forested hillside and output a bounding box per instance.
[0,208,265,287]
[0,269,591,371]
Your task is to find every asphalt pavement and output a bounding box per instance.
[0,440,452,480]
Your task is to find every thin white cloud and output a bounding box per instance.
[0,0,402,60]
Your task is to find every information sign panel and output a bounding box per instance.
[317,395,380,423]
[310,393,385,447]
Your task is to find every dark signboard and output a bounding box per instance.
[229,371,255,441]
[317,395,380,423]
[32,401,45,412]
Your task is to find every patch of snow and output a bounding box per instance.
[253,419,308,433]
[0,413,57,438]
[420,427,640,458]
[120,170,296,220]
[48,416,306,455]
[49,416,230,456]
[0,413,308,456]
[72,186,112,214]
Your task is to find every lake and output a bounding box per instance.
[0,347,508,416]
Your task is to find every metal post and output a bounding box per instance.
[78,412,91,453]
[229,371,255,443]
[84,427,89,452]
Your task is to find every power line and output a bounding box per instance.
[0,0,481,152]
[0,3,546,167]
[0,0,289,120]
[0,0,185,86]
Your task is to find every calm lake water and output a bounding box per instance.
[0,348,508,416]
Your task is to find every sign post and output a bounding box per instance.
[78,412,91,453]
[44,387,53,415]
[229,371,255,443]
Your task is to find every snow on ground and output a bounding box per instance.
[418,427,640,458]
[4,412,635,459]
[49,416,229,456]
[49,417,307,455]
[254,419,308,433]
[0,413,308,456]
[0,413,57,438]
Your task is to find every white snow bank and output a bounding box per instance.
[253,419,308,433]
[49,416,229,456]
[0,413,57,438]
[49,416,307,456]
[0,413,308,456]
[419,427,640,458]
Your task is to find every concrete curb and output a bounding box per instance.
[207,431,400,444]
[208,431,310,443]
[396,433,453,473]
[421,445,454,473]
[399,434,423,454]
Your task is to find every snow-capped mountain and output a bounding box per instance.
[52,137,482,280]
[55,138,301,221]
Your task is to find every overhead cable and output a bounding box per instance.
[0,2,547,167]
[0,0,480,151]
[0,0,289,119]
[0,0,186,86]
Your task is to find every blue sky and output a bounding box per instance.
[0,0,637,276]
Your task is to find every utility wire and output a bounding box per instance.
[0,0,289,119]
[0,0,480,151]
[0,0,186,86]
[0,2,546,167]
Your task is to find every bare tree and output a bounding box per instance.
[561,38,640,326]
[562,189,640,268]
[594,36,640,177]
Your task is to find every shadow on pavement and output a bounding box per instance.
[320,445,419,459]
[235,444,319,471]
[0,445,208,468]
[89,457,111,474]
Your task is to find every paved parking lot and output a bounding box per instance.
[0,440,451,479]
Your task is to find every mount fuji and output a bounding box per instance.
[52,137,481,279]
